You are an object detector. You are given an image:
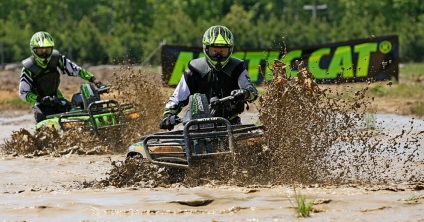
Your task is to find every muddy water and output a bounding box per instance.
[0,154,423,222]
[1,186,423,222]
[0,111,423,221]
[0,110,34,145]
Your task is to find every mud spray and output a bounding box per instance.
[2,62,422,188]
[1,65,167,156]
[100,60,423,188]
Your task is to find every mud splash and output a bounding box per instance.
[1,65,168,157]
[110,66,168,137]
[98,60,422,188]
[258,60,422,185]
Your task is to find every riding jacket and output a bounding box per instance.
[19,50,94,107]
[165,57,258,116]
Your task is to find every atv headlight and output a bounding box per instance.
[62,120,87,129]
[125,112,140,120]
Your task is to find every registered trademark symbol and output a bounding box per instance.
[379,41,392,54]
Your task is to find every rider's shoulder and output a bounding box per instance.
[221,57,245,76]
[188,57,210,77]
[229,57,243,63]
[227,57,245,68]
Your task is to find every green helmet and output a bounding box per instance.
[30,31,55,68]
[202,25,234,70]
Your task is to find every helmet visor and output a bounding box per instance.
[33,47,53,58]
[208,46,230,57]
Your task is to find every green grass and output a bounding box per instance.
[400,63,424,76]
[411,102,424,116]
[398,63,424,84]
[369,83,424,97]
[288,188,315,218]
[362,63,424,116]
[0,98,27,107]
[401,195,423,204]
[370,62,424,97]
[368,84,390,97]
[359,112,376,130]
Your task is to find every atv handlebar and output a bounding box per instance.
[97,85,111,94]
[210,95,243,110]
[210,95,235,104]
[172,94,244,129]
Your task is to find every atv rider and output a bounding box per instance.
[19,31,108,123]
[159,25,258,130]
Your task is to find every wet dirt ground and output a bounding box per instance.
[0,112,423,221]
[0,64,423,221]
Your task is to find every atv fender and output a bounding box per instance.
[35,118,61,130]
[127,142,148,159]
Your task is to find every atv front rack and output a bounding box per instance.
[87,100,127,133]
[142,117,234,168]
[139,117,264,169]
[57,99,128,134]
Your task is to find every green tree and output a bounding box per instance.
[0,0,424,64]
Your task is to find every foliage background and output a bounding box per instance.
[0,0,423,66]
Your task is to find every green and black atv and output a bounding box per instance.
[35,82,140,135]
[126,93,264,169]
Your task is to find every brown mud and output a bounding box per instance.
[0,63,423,221]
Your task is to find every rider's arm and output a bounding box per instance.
[19,68,38,107]
[164,74,191,115]
[57,55,94,81]
[238,69,258,102]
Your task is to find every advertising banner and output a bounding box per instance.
[162,35,399,86]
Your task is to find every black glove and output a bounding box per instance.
[159,113,177,130]
[37,95,61,106]
[230,89,249,101]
